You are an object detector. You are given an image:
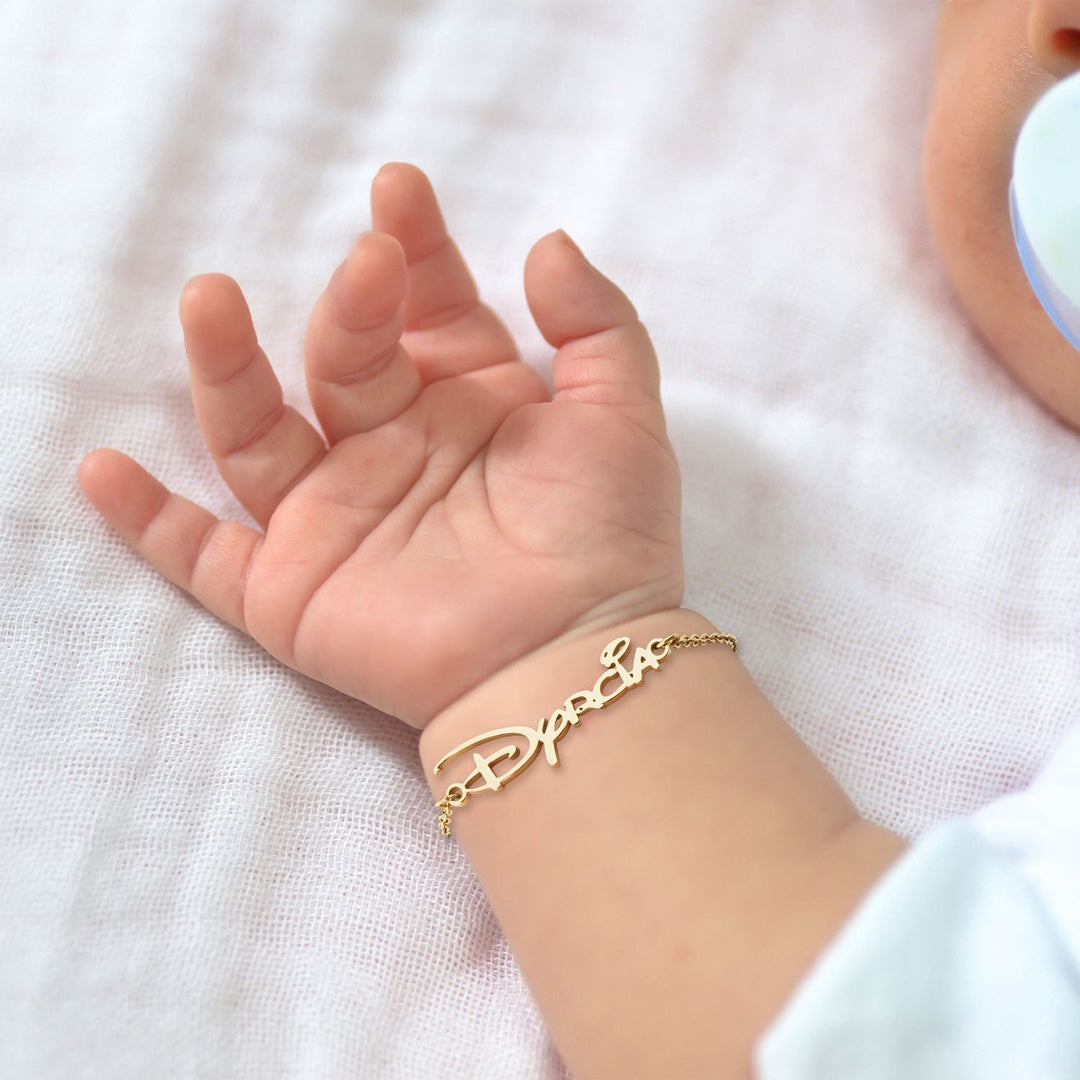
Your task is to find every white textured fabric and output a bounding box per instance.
[757,816,1080,1078]
[970,722,1080,976]
[4,1,1080,1077]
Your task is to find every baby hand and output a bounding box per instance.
[78,165,683,728]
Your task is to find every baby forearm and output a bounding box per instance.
[418,608,907,1078]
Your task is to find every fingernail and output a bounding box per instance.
[553,228,583,255]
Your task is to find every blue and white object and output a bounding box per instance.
[1010,72,1080,351]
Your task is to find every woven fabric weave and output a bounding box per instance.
[2,1,1078,1076]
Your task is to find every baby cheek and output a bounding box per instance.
[924,114,1080,428]
[922,31,1080,429]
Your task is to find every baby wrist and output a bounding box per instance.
[417,607,733,835]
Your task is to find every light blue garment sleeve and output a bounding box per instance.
[754,819,1080,1079]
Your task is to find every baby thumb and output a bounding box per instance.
[524,231,666,434]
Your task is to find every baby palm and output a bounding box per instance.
[78,166,683,728]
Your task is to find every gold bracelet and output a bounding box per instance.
[432,631,737,836]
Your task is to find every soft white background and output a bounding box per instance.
[3,1,1078,1076]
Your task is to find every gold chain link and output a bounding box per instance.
[436,797,454,836]
[660,632,738,653]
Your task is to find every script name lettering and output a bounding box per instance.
[433,636,672,808]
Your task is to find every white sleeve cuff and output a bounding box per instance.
[755,818,1080,1079]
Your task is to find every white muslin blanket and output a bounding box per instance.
[3,1,1080,1076]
